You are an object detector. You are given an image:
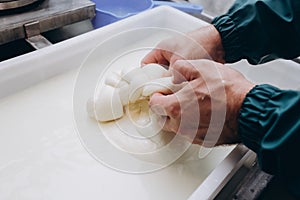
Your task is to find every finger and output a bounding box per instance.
[156,114,180,134]
[189,59,222,78]
[162,117,178,133]
[171,60,200,84]
[149,93,180,118]
[141,49,170,66]
[156,115,173,133]
[149,93,168,116]
[150,104,168,116]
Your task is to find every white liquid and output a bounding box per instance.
[0,8,299,198]
[0,69,236,200]
[0,29,238,200]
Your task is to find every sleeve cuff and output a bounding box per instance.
[212,15,243,63]
[238,84,281,153]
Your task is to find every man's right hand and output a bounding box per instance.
[149,59,255,147]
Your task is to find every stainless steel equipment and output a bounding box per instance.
[0,0,40,10]
[0,0,95,46]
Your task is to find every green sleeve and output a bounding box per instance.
[212,0,300,64]
[238,84,300,197]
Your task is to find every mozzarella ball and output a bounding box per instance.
[141,63,168,80]
[86,85,124,122]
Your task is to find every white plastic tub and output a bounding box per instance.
[0,6,299,200]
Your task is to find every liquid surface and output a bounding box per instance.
[1,27,299,200]
[0,69,235,200]
[0,28,236,200]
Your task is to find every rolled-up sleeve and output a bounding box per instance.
[212,0,300,64]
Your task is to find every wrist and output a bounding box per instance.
[206,25,226,63]
[228,81,255,143]
[186,25,225,63]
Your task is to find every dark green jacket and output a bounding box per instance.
[212,0,300,197]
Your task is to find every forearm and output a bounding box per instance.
[238,84,300,196]
[212,0,300,64]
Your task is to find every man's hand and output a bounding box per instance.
[142,25,225,67]
[149,59,255,147]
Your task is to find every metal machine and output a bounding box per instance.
[0,0,95,48]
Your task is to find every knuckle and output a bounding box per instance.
[173,59,185,69]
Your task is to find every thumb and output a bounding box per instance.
[149,93,169,116]
[141,49,170,66]
[149,93,178,117]
[171,60,200,84]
